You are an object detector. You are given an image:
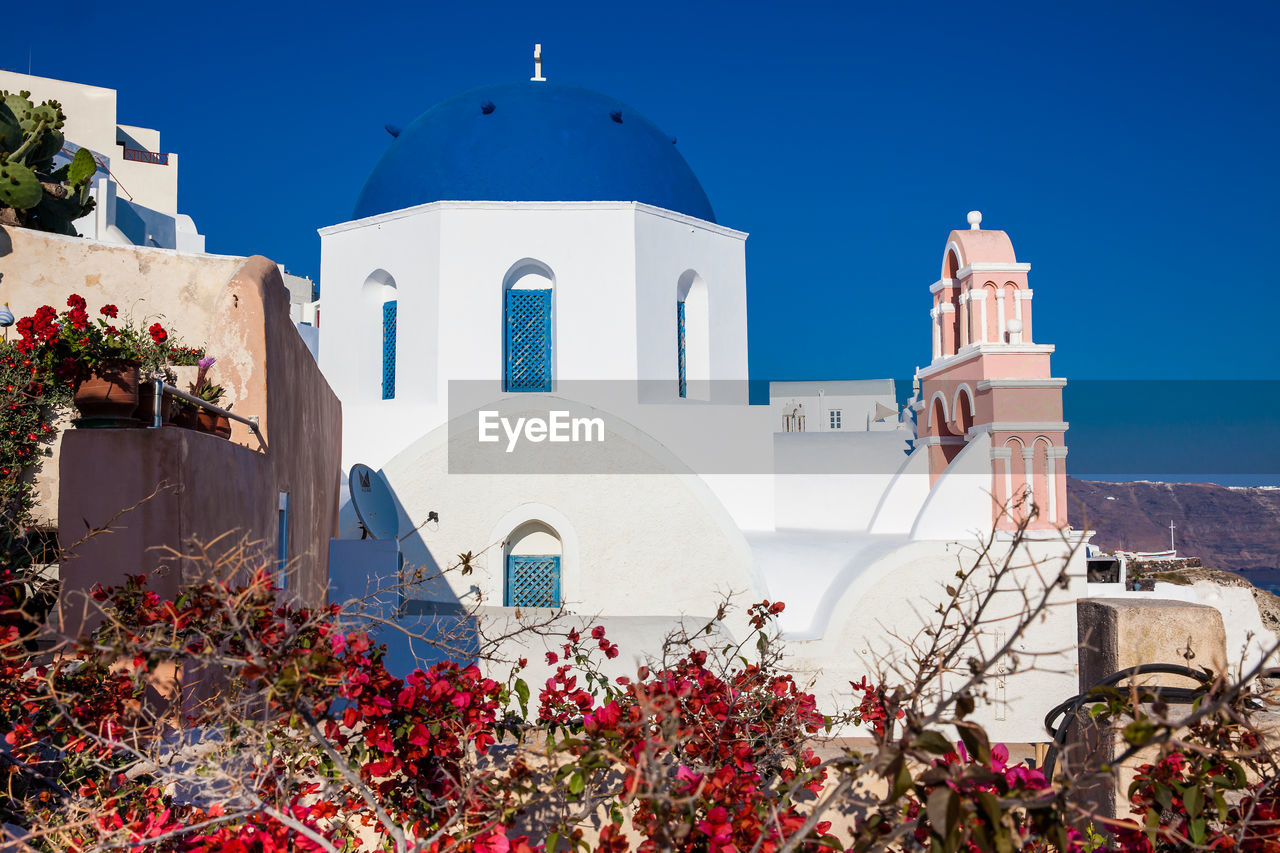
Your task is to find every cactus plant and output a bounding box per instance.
[0,90,96,235]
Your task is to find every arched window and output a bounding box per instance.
[677,270,709,400]
[503,260,554,392]
[504,520,562,607]
[362,269,397,401]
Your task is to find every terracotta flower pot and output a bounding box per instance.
[134,382,174,426]
[196,409,232,439]
[73,364,140,424]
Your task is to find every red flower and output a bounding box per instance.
[66,294,87,311]
[100,304,118,318]
[148,322,168,345]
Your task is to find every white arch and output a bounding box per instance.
[484,503,581,608]
[363,267,396,293]
[942,242,964,279]
[503,257,556,291]
[927,390,950,429]
[951,383,975,432]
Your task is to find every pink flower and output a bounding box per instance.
[475,829,511,853]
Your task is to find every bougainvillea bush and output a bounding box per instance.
[2,545,1279,852]
[0,339,67,519]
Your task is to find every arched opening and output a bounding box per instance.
[1033,437,1055,525]
[677,270,710,400]
[929,393,951,436]
[504,520,562,607]
[502,260,554,392]
[1005,437,1029,522]
[952,385,975,436]
[944,249,961,280]
[982,283,999,343]
[362,269,397,401]
[1003,283,1020,342]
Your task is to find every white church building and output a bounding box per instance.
[318,70,1090,741]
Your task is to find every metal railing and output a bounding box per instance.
[121,147,170,165]
[148,379,266,451]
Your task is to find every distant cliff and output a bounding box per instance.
[1068,479,1280,582]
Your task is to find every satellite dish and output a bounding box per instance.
[348,464,399,540]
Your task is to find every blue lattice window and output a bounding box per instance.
[677,301,687,399]
[505,555,561,607]
[505,289,551,392]
[381,300,397,400]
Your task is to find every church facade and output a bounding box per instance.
[318,78,1085,742]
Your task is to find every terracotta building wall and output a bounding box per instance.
[205,256,342,604]
[57,428,275,637]
[57,256,341,624]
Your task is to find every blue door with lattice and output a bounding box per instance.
[505,289,551,392]
[677,301,687,398]
[381,300,397,399]
[505,555,561,607]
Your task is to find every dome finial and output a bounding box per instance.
[967,210,982,230]
[531,43,546,82]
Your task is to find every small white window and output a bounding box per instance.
[829,410,842,430]
[277,491,290,591]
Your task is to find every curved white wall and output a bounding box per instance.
[910,433,994,541]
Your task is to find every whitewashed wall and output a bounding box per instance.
[319,201,749,469]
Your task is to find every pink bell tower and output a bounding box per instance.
[916,212,1068,531]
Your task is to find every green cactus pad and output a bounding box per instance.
[0,159,42,209]
[0,102,20,153]
[67,147,96,187]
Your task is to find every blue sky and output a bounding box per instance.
[8,1,1280,478]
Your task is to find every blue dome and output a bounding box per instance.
[353,82,715,223]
